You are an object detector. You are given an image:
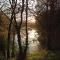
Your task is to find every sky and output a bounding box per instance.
[1,0,60,23]
[16,0,37,22]
[0,0,37,23]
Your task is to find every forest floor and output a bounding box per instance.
[9,49,60,60]
[27,50,60,60]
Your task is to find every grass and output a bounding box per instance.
[1,50,60,60]
[27,50,60,60]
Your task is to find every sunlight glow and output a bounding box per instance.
[28,16,36,23]
[29,30,36,38]
[15,29,39,52]
[28,29,39,53]
[28,29,39,40]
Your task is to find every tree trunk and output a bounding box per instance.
[7,12,13,59]
[11,29,15,57]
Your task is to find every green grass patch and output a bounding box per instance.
[27,50,60,60]
[6,50,60,60]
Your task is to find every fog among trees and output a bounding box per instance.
[0,0,60,60]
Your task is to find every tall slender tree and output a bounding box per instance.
[7,0,17,59]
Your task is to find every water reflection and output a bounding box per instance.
[15,28,40,53]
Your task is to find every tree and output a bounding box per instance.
[7,0,18,59]
[16,0,28,60]
[6,0,28,60]
[35,0,59,50]
[0,9,10,60]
